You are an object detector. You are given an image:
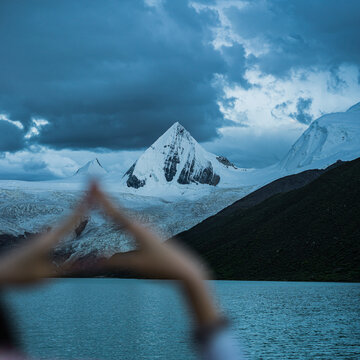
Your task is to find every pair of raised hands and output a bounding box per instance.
[0,182,220,326]
[0,182,203,283]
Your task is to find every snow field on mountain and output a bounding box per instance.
[0,183,256,258]
[121,122,246,192]
[280,103,360,171]
[0,101,360,258]
[75,158,107,177]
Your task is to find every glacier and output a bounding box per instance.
[0,181,256,258]
[1,102,360,260]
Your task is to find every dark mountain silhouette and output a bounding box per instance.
[176,158,360,282]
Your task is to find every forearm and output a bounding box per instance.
[105,201,220,325]
[94,187,223,327]
[182,276,245,360]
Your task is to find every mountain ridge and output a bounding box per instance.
[175,157,360,282]
[280,104,360,171]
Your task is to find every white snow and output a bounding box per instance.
[0,102,360,259]
[0,181,256,257]
[75,158,107,177]
[280,103,360,171]
[120,122,245,195]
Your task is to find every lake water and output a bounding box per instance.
[4,279,360,359]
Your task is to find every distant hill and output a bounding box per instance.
[176,158,360,282]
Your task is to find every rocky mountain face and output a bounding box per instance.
[280,102,360,171]
[122,122,236,189]
[216,156,237,168]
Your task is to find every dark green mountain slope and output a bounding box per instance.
[176,158,360,282]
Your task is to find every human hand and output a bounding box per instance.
[0,196,90,286]
[88,181,206,280]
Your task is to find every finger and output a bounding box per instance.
[49,198,90,241]
[22,205,87,259]
[88,180,107,203]
[88,179,100,198]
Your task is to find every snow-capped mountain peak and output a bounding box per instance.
[122,122,239,189]
[75,158,107,176]
[280,102,360,171]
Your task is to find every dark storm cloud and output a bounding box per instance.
[226,0,360,76]
[1,0,358,155]
[0,0,245,151]
[290,97,313,125]
[221,43,249,87]
[0,121,24,152]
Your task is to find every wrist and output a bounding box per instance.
[193,316,229,345]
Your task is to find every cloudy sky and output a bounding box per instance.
[1,0,360,179]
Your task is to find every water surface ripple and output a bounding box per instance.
[5,279,360,359]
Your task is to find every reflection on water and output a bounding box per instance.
[5,279,360,359]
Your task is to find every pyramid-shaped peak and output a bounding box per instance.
[86,158,104,168]
[75,158,107,176]
[122,121,227,189]
[169,121,184,129]
[154,122,194,148]
[163,122,189,136]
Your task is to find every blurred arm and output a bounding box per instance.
[91,184,246,359]
[91,183,221,327]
